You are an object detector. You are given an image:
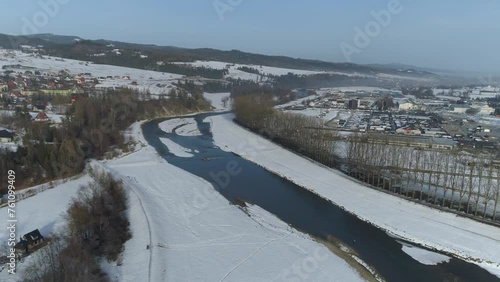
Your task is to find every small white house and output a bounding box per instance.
[469,103,495,115]
[0,130,14,143]
[452,105,470,114]
[396,127,421,135]
[399,102,415,110]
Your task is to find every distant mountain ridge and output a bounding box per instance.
[0,33,439,82]
[25,33,84,45]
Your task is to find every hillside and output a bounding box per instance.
[0,33,438,82]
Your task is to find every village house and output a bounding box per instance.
[34,112,50,122]
[15,229,45,255]
[21,90,37,97]
[0,130,14,143]
[10,91,26,101]
[40,89,77,95]
[396,127,421,135]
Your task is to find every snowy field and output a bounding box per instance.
[0,175,91,243]
[0,175,93,281]
[174,60,323,76]
[91,122,365,282]
[376,73,435,82]
[275,94,319,109]
[95,78,177,96]
[208,113,500,277]
[172,59,437,83]
[283,108,339,123]
[203,92,231,111]
[174,60,376,81]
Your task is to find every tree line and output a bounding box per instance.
[236,66,261,75]
[232,91,500,224]
[232,93,337,168]
[47,42,229,79]
[346,134,500,221]
[158,63,228,79]
[0,88,211,194]
[270,73,358,89]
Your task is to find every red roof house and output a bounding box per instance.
[34,112,49,122]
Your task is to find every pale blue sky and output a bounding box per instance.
[1,0,499,73]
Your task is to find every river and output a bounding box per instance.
[142,112,499,282]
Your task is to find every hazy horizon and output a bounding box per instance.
[2,0,499,75]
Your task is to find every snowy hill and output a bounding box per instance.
[0,33,440,84]
[0,49,182,95]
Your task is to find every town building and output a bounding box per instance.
[399,102,416,110]
[452,105,470,114]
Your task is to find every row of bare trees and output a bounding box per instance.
[233,93,500,223]
[233,94,337,166]
[346,134,500,221]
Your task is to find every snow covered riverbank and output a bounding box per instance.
[93,121,366,281]
[0,118,366,281]
[207,113,500,278]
